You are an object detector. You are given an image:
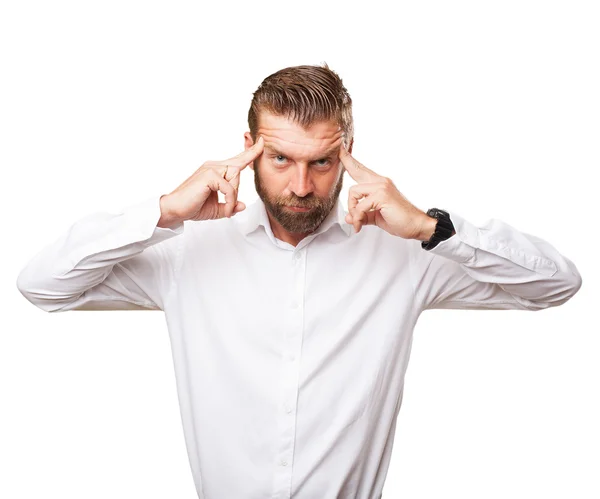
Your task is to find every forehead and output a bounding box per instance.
[257,111,343,158]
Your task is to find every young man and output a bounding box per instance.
[17,63,582,499]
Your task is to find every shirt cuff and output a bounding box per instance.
[121,195,185,245]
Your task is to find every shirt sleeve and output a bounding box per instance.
[16,195,184,313]
[409,210,582,311]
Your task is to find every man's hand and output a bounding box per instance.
[338,142,435,240]
[159,136,265,227]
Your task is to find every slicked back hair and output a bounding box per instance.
[248,63,354,148]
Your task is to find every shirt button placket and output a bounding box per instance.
[272,250,305,499]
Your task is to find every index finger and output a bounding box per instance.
[338,142,378,183]
[224,135,265,170]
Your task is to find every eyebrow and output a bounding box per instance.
[265,145,340,161]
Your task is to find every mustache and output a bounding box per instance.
[279,197,320,209]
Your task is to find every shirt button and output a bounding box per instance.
[281,460,288,467]
[294,253,302,261]
[285,404,293,414]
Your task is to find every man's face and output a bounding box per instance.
[243,111,351,240]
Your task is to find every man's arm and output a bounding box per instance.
[16,138,267,313]
[409,210,582,311]
[16,195,184,312]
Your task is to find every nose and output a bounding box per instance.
[289,164,314,199]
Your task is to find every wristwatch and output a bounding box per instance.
[421,208,455,251]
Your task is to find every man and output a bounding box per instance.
[17,63,582,498]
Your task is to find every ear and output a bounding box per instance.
[243,132,255,170]
[348,137,354,155]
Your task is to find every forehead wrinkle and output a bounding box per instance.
[257,121,343,144]
[261,134,343,160]
[260,130,342,145]
[257,114,343,137]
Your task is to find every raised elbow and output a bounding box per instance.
[16,268,43,311]
[16,268,62,313]
[566,267,583,302]
[16,267,33,303]
[540,266,582,309]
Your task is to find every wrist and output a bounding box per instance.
[417,214,439,241]
[158,194,182,229]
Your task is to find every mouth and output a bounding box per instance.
[287,206,312,212]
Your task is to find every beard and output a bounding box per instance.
[253,161,344,234]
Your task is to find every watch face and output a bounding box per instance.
[427,208,446,218]
[424,208,454,245]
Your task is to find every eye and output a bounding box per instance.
[274,155,287,164]
[314,159,330,167]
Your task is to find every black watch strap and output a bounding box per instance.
[421,208,455,251]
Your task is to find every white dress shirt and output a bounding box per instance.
[16,194,582,498]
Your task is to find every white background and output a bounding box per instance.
[2,0,598,497]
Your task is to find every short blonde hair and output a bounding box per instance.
[248,62,354,148]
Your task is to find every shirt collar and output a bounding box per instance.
[235,196,353,239]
